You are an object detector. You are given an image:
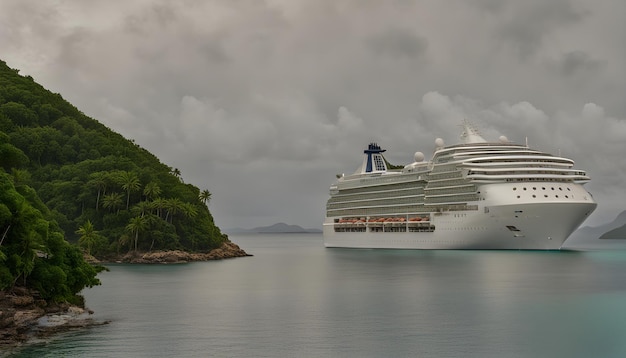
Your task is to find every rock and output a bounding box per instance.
[107,241,251,264]
[11,287,30,296]
[11,295,34,307]
[83,253,101,264]
[0,288,106,350]
[68,306,85,315]
[13,309,45,326]
[203,241,251,260]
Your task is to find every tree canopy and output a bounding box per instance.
[0,168,101,302]
[0,59,225,300]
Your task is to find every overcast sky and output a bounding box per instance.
[1,0,624,229]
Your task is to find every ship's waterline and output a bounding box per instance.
[324,121,596,250]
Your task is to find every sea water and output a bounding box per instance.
[10,234,626,358]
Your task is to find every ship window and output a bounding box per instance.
[565,195,569,198]
[523,187,527,191]
[516,195,520,199]
[513,187,517,191]
[542,187,546,190]
[532,187,536,190]
[567,188,571,191]
[555,195,559,198]
[532,195,536,198]
[559,187,563,191]
[544,195,548,198]
[373,155,386,171]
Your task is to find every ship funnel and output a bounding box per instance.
[362,143,387,173]
[460,120,487,143]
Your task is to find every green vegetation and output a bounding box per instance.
[383,157,405,171]
[0,60,227,301]
[0,164,101,302]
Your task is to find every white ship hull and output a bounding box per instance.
[324,182,596,250]
[324,123,597,250]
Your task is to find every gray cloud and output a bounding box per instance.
[491,0,588,59]
[367,27,428,59]
[1,0,624,229]
[551,50,606,77]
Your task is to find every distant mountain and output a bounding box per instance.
[599,225,626,240]
[564,210,626,249]
[225,223,322,234]
[599,211,626,239]
[576,211,626,240]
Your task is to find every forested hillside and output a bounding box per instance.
[0,60,227,265]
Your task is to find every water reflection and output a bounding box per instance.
[13,234,626,358]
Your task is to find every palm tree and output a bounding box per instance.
[16,233,37,285]
[164,198,184,223]
[126,216,148,251]
[76,220,98,255]
[179,202,199,219]
[199,190,211,206]
[131,201,153,218]
[152,197,168,219]
[143,181,161,201]
[1,225,10,247]
[88,172,107,211]
[10,168,30,186]
[102,192,124,213]
[170,167,183,182]
[116,171,141,209]
[118,234,132,253]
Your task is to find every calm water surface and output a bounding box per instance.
[11,234,626,357]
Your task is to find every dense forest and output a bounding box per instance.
[0,60,227,300]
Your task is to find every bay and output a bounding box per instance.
[10,234,626,358]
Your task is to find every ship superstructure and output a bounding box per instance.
[323,121,596,249]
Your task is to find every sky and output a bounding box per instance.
[1,0,624,229]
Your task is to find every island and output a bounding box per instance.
[0,60,250,349]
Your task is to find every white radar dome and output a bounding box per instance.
[499,135,508,143]
[414,152,425,162]
[435,138,444,147]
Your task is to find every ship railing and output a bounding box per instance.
[334,179,425,194]
[333,215,435,233]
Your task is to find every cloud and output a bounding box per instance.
[367,27,428,59]
[547,51,606,77]
[490,0,588,59]
[1,0,624,229]
[337,106,363,130]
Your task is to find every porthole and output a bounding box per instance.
[544,195,548,198]
[559,187,563,191]
[565,195,569,198]
[513,187,517,191]
[532,195,536,198]
[523,187,527,191]
[555,195,559,198]
[533,187,536,190]
[542,187,546,190]
[517,195,520,199]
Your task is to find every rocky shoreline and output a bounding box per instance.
[1,241,250,352]
[0,287,109,353]
[94,241,252,264]
[131,240,251,263]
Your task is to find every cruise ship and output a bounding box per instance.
[323,121,597,250]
